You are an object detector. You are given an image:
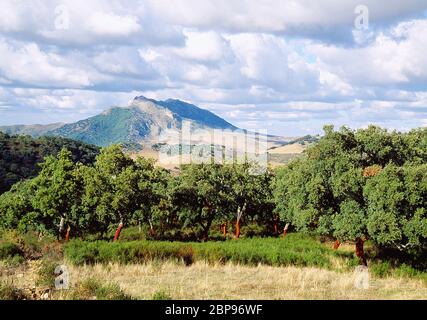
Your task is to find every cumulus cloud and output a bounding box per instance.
[86,12,141,37]
[310,19,427,87]
[146,0,427,41]
[0,40,94,88]
[0,0,426,135]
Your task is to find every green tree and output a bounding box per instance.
[30,148,81,236]
[172,163,231,241]
[274,125,427,263]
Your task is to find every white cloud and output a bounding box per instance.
[146,0,427,36]
[0,40,94,88]
[86,12,141,37]
[310,19,427,87]
[175,31,231,62]
[0,0,427,135]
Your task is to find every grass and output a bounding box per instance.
[64,277,133,300]
[35,259,58,288]
[0,281,28,300]
[64,234,333,269]
[0,230,60,261]
[2,259,426,300]
[0,242,24,260]
[1,231,426,300]
[152,291,173,300]
[64,261,427,300]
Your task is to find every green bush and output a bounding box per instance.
[240,223,270,238]
[68,278,132,300]
[0,230,58,260]
[64,240,195,265]
[64,234,333,268]
[152,291,172,300]
[393,264,427,281]
[36,259,58,288]
[116,226,147,242]
[0,242,24,260]
[370,261,392,277]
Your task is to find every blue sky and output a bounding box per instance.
[0,0,427,136]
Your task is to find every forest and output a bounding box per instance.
[0,132,100,194]
[0,125,426,267]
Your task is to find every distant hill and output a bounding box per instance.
[0,132,100,194]
[0,96,238,148]
[0,123,64,137]
[268,135,320,167]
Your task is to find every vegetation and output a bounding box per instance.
[274,125,427,265]
[67,278,132,300]
[0,132,99,194]
[152,291,172,300]
[64,234,335,269]
[0,125,426,271]
[0,281,28,300]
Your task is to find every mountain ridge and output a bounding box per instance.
[0,96,239,148]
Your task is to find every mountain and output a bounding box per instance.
[0,96,238,148]
[0,123,64,137]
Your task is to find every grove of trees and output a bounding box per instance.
[0,132,100,194]
[0,125,425,264]
[274,125,426,264]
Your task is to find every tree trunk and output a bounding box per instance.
[355,237,367,266]
[283,223,290,238]
[148,219,155,236]
[202,227,209,242]
[333,240,341,250]
[202,218,213,242]
[235,218,241,239]
[58,217,65,240]
[235,203,246,239]
[65,225,71,242]
[222,222,227,237]
[113,222,124,242]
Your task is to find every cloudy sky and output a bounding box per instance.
[1,0,427,136]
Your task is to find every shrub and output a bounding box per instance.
[36,259,58,288]
[370,261,392,277]
[0,242,24,260]
[116,226,147,242]
[152,291,172,300]
[64,234,333,269]
[0,230,58,260]
[68,278,132,300]
[64,240,195,266]
[0,281,28,300]
[240,223,269,238]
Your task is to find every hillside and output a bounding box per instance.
[0,123,64,137]
[267,135,320,166]
[0,132,100,194]
[0,96,238,148]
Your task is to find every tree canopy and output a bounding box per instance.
[0,132,100,194]
[273,125,427,256]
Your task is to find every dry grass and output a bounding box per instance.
[62,262,427,300]
[2,260,426,300]
[269,143,306,155]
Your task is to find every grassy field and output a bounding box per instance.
[1,231,426,300]
[2,260,426,300]
[63,234,335,268]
